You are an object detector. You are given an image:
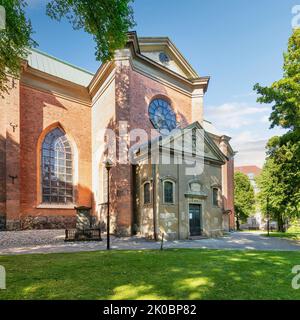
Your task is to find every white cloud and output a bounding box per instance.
[233,139,268,168]
[232,131,256,144]
[232,92,257,99]
[205,102,270,130]
[260,115,270,124]
[204,102,272,167]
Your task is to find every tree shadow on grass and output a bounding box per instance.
[0,249,299,300]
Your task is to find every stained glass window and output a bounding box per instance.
[41,128,73,204]
[143,182,151,204]
[148,99,177,133]
[164,180,174,204]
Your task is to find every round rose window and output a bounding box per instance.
[148,99,177,133]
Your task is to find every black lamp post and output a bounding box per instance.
[104,159,113,250]
[266,196,270,236]
[227,209,232,232]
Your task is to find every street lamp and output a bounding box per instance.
[266,196,270,236]
[104,159,113,250]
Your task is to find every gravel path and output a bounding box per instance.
[0,229,65,248]
[0,230,299,255]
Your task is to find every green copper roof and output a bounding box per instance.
[26,48,94,87]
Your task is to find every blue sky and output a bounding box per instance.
[25,0,297,167]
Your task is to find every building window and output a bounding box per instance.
[41,128,73,204]
[148,98,177,133]
[212,188,219,206]
[143,182,151,204]
[163,180,175,204]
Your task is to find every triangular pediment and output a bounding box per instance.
[138,37,199,79]
[133,122,227,165]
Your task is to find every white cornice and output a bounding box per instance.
[21,66,91,107]
[138,36,199,78]
[88,32,210,98]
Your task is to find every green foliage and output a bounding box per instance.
[256,140,300,231]
[254,28,300,133]
[46,0,135,62]
[254,29,300,229]
[0,0,135,95]
[234,172,255,229]
[261,221,300,239]
[0,0,35,94]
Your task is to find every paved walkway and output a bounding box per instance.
[0,230,299,255]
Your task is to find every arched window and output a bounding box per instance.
[212,187,219,206]
[41,128,73,204]
[163,180,175,204]
[143,182,151,204]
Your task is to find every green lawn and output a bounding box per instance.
[0,249,300,300]
[261,232,300,240]
[261,226,300,240]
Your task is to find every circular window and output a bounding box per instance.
[148,99,177,133]
[159,52,170,64]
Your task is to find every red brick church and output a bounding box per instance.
[0,32,235,238]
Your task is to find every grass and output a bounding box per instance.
[0,249,300,300]
[261,225,300,240]
[261,232,300,240]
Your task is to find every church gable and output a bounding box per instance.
[134,122,227,165]
[138,37,199,79]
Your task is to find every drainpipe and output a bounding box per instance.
[152,164,158,240]
[177,164,180,239]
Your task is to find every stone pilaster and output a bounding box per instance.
[112,49,133,236]
[4,77,21,230]
[220,135,235,230]
[191,88,204,125]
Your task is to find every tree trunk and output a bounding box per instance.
[236,216,240,231]
[277,214,284,232]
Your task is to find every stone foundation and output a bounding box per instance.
[6,219,21,231]
[115,225,132,237]
[20,216,76,230]
[203,230,224,237]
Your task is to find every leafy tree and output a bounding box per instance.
[234,172,255,230]
[256,138,300,232]
[254,28,300,225]
[0,0,135,94]
[46,0,135,62]
[254,28,300,139]
[0,0,35,94]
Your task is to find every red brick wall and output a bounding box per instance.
[0,85,7,229]
[1,77,21,229]
[110,65,193,235]
[227,157,235,229]
[129,69,192,136]
[18,85,92,228]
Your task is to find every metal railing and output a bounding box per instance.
[65,228,102,242]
